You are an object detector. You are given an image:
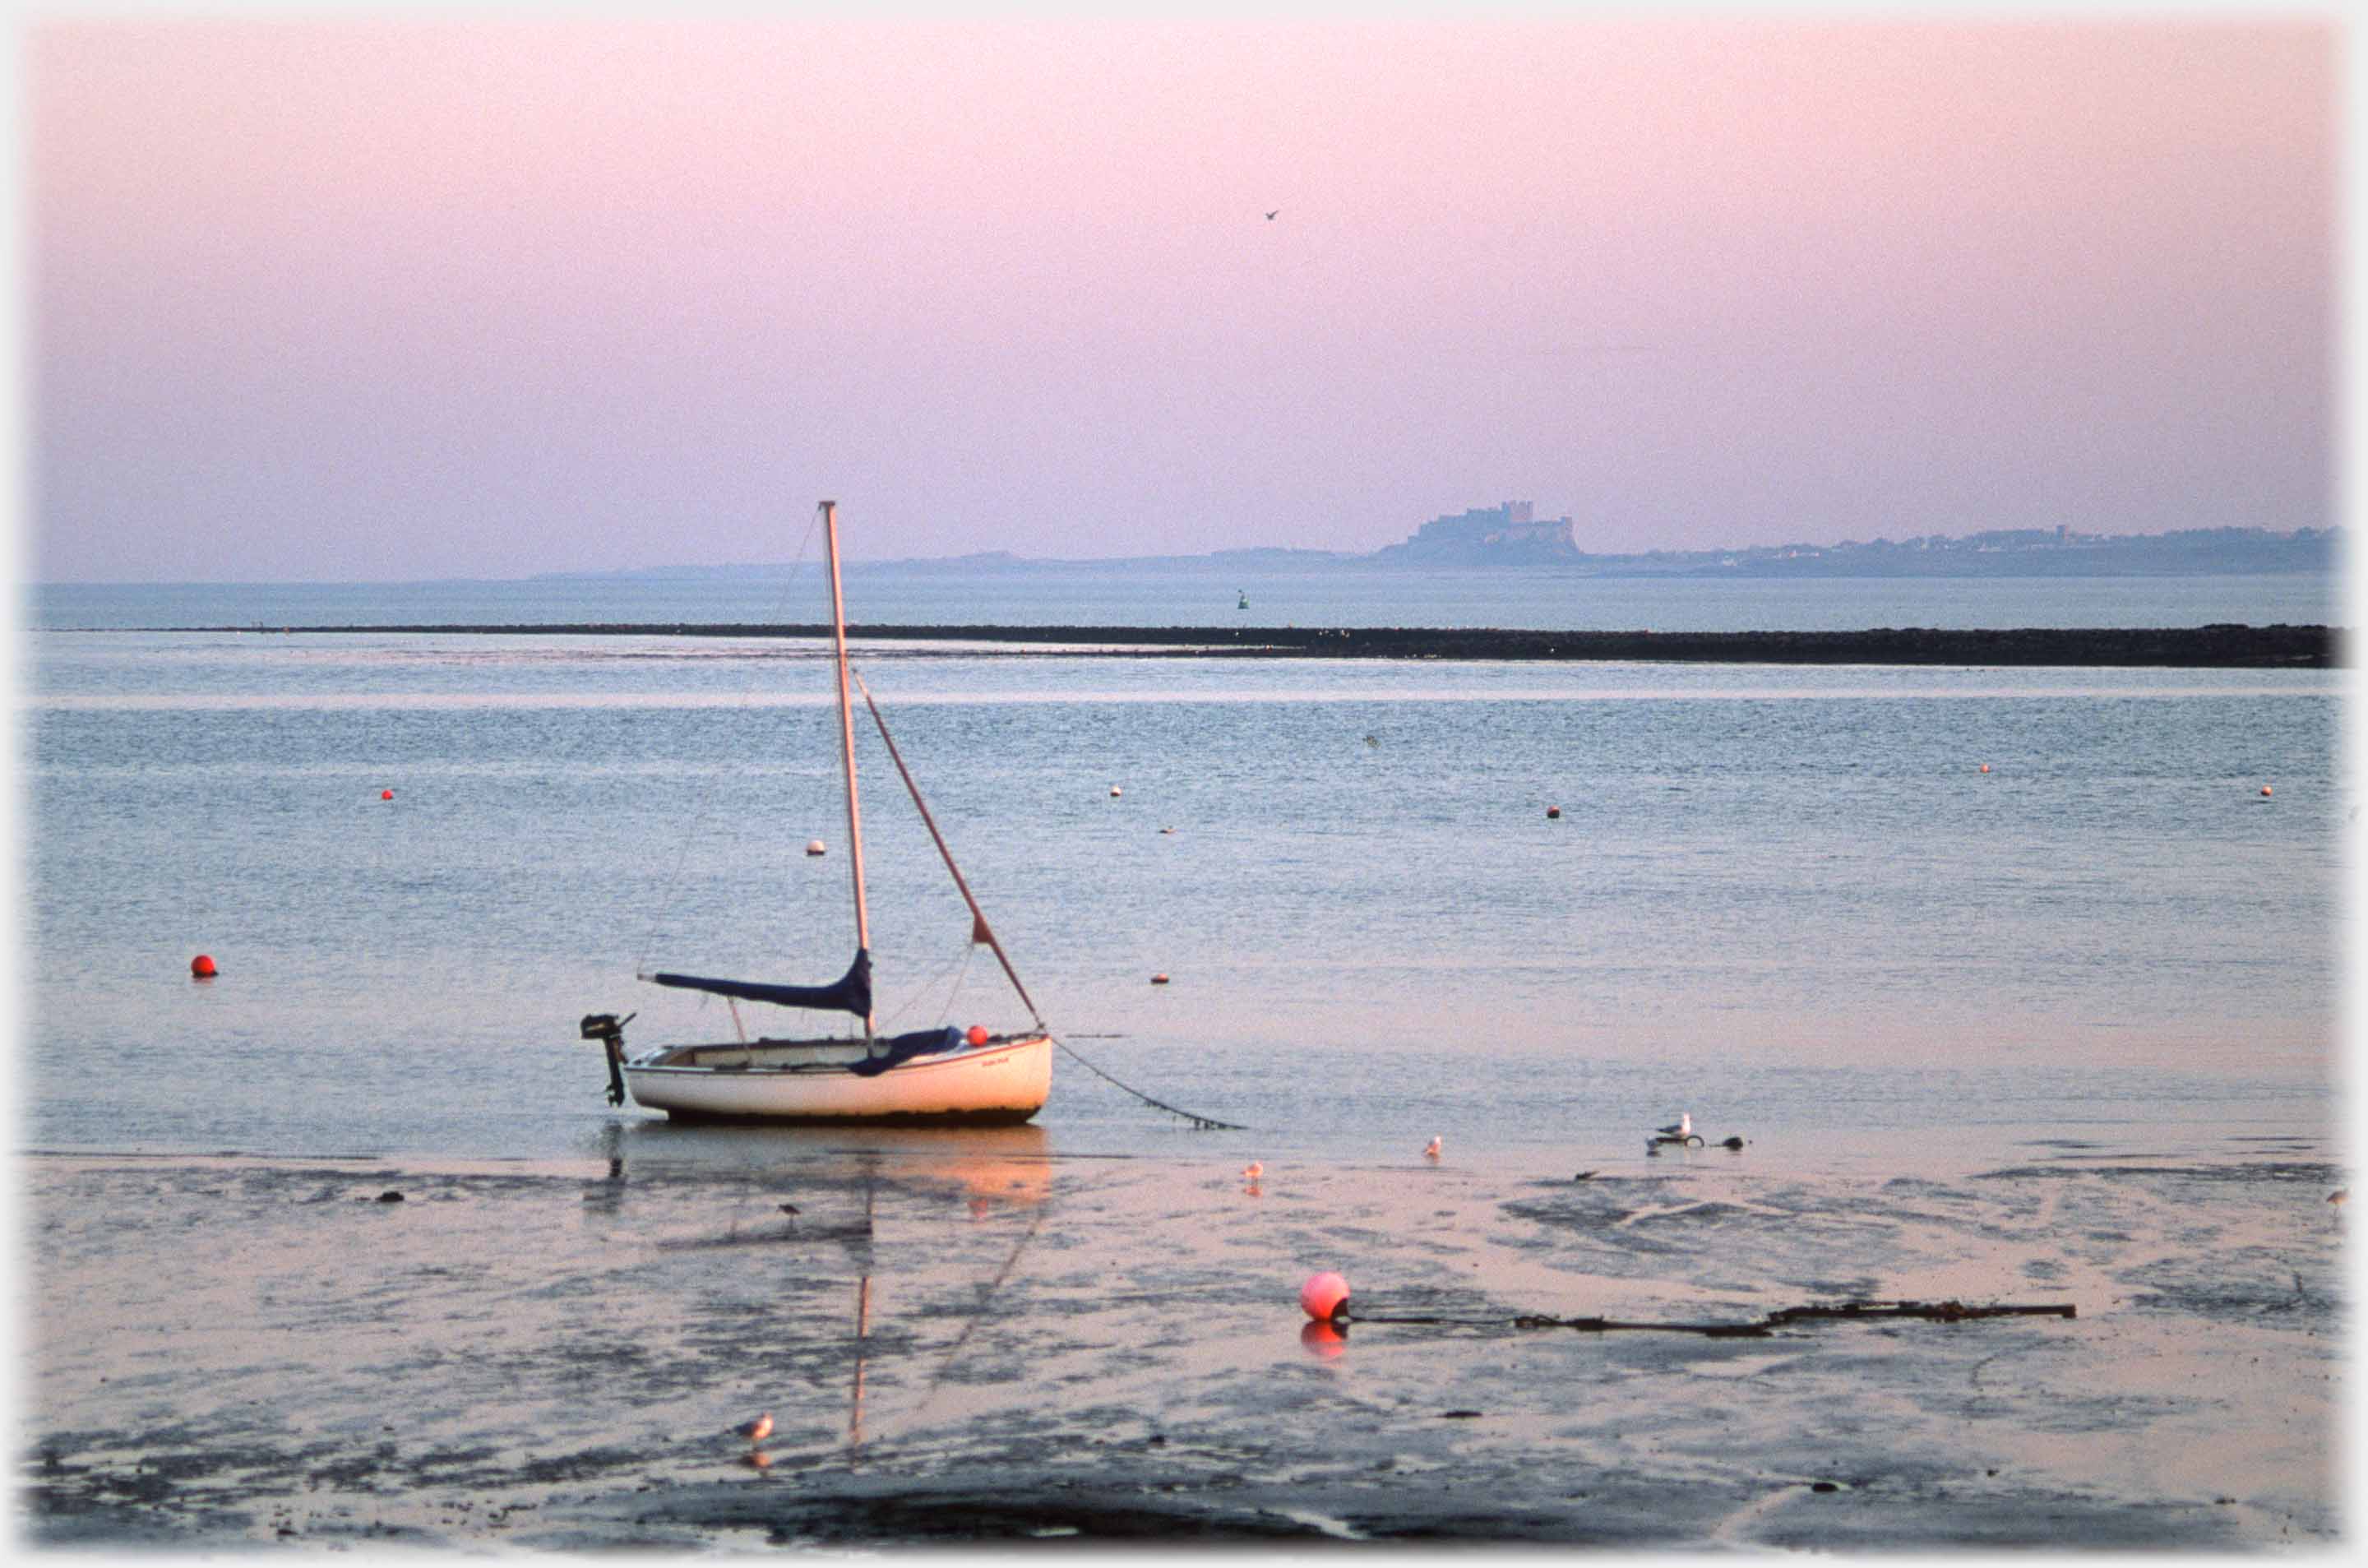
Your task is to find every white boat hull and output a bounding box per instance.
[623,1033,1052,1125]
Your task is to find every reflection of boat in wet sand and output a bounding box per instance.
[835,1126,1053,1452]
[580,501,1053,1124]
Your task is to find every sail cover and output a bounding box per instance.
[650,949,872,1017]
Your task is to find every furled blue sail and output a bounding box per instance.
[847,1025,966,1076]
[650,949,872,1018]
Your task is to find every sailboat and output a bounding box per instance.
[580,500,1054,1124]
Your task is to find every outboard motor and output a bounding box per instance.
[580,1012,634,1107]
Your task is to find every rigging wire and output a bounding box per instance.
[851,668,1046,1029]
[929,939,982,1025]
[872,936,978,1034]
[844,666,1242,1126]
[632,506,826,981]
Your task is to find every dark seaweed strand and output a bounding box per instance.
[1339,1299,2077,1335]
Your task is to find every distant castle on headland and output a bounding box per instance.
[1360,501,2334,577]
[1368,502,1581,567]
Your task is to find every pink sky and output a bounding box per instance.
[27,16,2336,580]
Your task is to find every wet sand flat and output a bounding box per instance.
[18,1133,2344,1548]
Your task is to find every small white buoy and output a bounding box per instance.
[805,840,826,857]
[1110,786,1123,798]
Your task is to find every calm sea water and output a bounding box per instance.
[19,574,2347,1169]
[27,565,2349,635]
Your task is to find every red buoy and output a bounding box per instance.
[966,1025,991,1047]
[1546,805,1561,819]
[190,955,217,978]
[2262,784,2273,798]
[381,789,394,800]
[1300,1270,1350,1322]
[1978,765,1990,775]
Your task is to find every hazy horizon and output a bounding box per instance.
[27,16,2336,584]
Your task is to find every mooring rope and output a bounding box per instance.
[1052,1035,1249,1131]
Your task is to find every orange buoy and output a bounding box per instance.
[381,789,394,800]
[965,1025,991,1047]
[1546,805,1561,819]
[1978,765,1989,775]
[1301,1270,1351,1322]
[1424,1136,1442,1159]
[2262,784,2273,797]
[190,955,217,978]
[1243,1160,1264,1181]
[1150,973,1170,985]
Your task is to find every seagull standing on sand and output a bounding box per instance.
[1657,1112,1691,1140]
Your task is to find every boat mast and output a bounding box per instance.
[820,500,875,1039]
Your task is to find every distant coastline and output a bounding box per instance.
[538,507,2342,583]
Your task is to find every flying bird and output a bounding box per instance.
[1265,209,1279,220]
